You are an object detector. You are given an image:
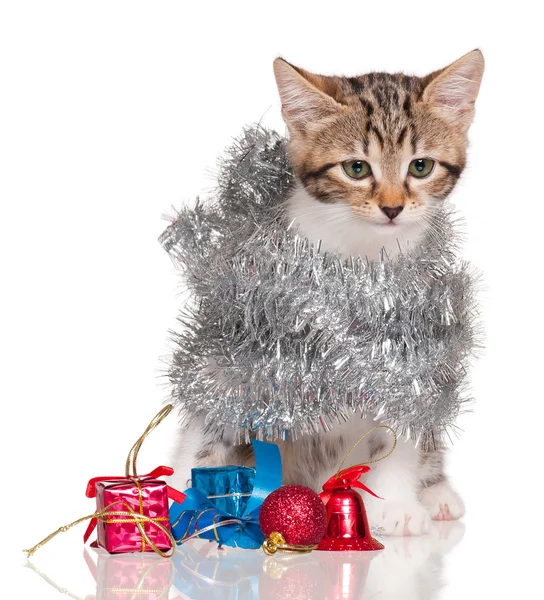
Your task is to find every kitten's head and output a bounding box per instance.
[273,50,484,246]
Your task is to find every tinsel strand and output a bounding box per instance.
[160,125,481,447]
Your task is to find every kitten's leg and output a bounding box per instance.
[418,451,465,521]
[169,359,256,480]
[364,435,431,537]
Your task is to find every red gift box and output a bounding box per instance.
[84,466,185,554]
[95,477,170,554]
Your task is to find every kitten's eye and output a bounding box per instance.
[408,158,435,178]
[342,160,372,179]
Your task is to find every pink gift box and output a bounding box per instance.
[84,465,185,555]
[94,478,171,554]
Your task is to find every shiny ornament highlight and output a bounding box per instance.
[318,471,384,551]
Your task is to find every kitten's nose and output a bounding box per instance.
[381,206,404,220]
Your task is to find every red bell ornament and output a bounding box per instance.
[317,465,384,551]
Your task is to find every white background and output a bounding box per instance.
[1,1,543,598]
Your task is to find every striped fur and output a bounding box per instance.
[273,50,484,262]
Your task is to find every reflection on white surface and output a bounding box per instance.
[26,549,175,599]
[173,521,464,600]
[25,521,464,600]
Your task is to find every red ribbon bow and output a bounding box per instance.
[319,465,382,505]
[83,466,186,543]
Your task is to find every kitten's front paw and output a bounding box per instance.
[367,500,431,536]
[419,481,465,521]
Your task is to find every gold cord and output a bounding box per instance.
[335,424,397,479]
[262,531,318,556]
[125,404,173,478]
[23,500,176,559]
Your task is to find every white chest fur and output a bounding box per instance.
[285,185,425,261]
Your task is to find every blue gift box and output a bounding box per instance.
[191,465,256,518]
[170,440,282,549]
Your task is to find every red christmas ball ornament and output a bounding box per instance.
[260,485,327,553]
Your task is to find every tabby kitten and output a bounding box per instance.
[171,50,484,536]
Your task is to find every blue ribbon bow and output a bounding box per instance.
[169,439,282,549]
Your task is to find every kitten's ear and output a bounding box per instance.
[422,49,485,130]
[273,58,343,134]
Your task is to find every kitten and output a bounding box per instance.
[170,50,484,536]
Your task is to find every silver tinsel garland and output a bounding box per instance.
[160,126,480,447]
